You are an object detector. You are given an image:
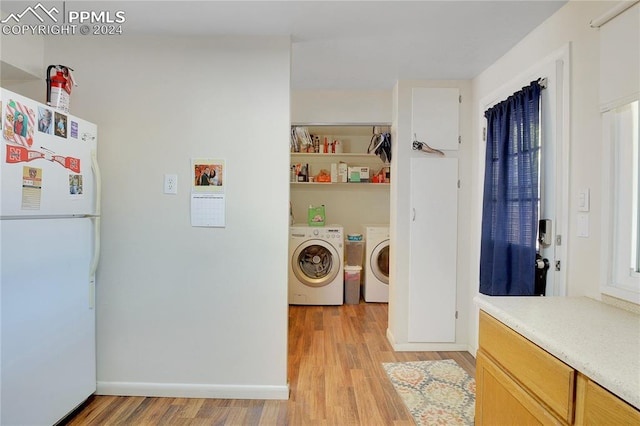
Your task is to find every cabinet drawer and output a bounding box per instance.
[575,374,640,425]
[476,350,564,425]
[479,311,576,423]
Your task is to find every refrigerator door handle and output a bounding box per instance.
[91,149,102,216]
[88,150,101,308]
[88,216,101,309]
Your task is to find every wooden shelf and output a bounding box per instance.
[290,124,390,191]
[290,182,389,188]
[291,152,382,159]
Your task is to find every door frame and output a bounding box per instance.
[476,44,570,297]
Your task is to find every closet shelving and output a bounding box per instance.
[290,124,391,188]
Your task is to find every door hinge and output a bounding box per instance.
[555,260,561,271]
[556,235,562,246]
[458,135,461,144]
[482,127,486,141]
[459,95,462,103]
[455,311,459,319]
[457,179,461,189]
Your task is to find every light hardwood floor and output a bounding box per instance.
[63,302,475,425]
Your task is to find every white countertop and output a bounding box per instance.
[474,295,640,409]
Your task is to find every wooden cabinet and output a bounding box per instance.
[575,374,640,425]
[476,311,574,425]
[476,310,640,425]
[476,351,563,425]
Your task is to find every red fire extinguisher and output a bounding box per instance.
[46,65,75,114]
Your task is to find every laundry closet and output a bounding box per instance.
[289,125,391,233]
[289,86,465,351]
[289,92,393,306]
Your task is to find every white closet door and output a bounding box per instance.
[411,88,460,151]
[408,157,458,342]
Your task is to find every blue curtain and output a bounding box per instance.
[480,81,541,296]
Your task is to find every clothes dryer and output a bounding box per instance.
[363,225,389,302]
[289,225,344,305]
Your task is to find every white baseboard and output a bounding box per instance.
[468,343,478,358]
[386,327,468,352]
[96,381,290,400]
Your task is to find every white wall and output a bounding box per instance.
[290,185,390,235]
[292,90,391,124]
[468,0,622,352]
[37,35,291,398]
[0,30,44,86]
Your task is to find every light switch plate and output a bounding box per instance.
[164,174,178,194]
[578,188,590,212]
[577,213,589,237]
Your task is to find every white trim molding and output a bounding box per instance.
[96,381,290,400]
[386,328,468,352]
[590,0,639,28]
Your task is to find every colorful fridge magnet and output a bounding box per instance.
[4,99,35,147]
[6,145,81,173]
[70,121,78,138]
[54,112,67,138]
[38,107,53,134]
[69,174,83,195]
[21,166,42,210]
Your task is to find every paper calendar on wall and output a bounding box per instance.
[191,158,225,227]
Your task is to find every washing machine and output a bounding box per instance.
[363,225,390,302]
[289,225,344,305]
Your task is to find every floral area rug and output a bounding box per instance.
[382,359,475,425]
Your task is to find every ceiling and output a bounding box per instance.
[2,0,568,89]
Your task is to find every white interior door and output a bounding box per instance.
[408,157,458,342]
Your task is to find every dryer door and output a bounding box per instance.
[292,239,340,287]
[371,240,390,284]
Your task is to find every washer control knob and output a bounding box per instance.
[313,229,319,236]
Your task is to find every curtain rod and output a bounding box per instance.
[590,0,639,28]
[538,78,547,89]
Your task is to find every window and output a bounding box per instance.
[626,101,639,274]
[602,100,640,302]
[596,2,639,304]
[633,102,640,275]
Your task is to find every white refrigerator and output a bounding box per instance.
[0,88,100,425]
